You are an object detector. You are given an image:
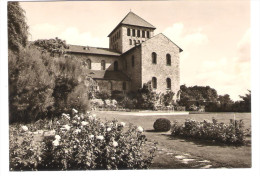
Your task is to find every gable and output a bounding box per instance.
[141,33,183,52]
[108,12,156,37]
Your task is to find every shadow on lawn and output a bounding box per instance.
[162,134,250,148]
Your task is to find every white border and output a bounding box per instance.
[1,1,259,176]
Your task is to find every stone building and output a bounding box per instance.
[66,11,183,101]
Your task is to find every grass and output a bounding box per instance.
[95,111,251,168]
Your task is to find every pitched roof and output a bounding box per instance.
[66,45,121,56]
[108,12,156,37]
[141,33,183,52]
[86,70,131,81]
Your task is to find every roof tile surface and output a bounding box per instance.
[86,70,131,81]
[66,45,121,56]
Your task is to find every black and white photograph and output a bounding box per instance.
[0,0,259,175]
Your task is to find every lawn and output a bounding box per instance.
[95,111,251,168]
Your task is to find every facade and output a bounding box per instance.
[66,12,183,101]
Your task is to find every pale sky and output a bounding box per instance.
[20,0,251,101]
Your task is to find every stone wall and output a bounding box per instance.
[96,80,130,92]
[69,53,122,71]
[110,25,155,54]
[121,46,142,91]
[141,33,181,101]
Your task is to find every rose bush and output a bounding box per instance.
[10,109,157,170]
[171,118,246,145]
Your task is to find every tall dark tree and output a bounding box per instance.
[8,2,29,51]
[239,90,251,112]
[218,94,234,111]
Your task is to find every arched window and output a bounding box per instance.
[166,78,171,90]
[101,60,106,70]
[152,77,157,89]
[137,30,140,37]
[152,52,157,64]
[131,55,135,67]
[142,30,145,38]
[129,39,132,45]
[114,61,118,71]
[132,29,136,36]
[147,31,150,38]
[123,82,126,90]
[166,54,171,66]
[127,28,130,36]
[87,59,91,69]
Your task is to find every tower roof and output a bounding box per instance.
[108,11,156,37]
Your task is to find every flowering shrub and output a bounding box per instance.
[9,125,42,171]
[171,118,246,145]
[10,109,156,170]
[153,118,171,132]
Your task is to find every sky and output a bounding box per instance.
[20,0,251,101]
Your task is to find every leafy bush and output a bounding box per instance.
[111,90,124,102]
[66,84,89,113]
[9,49,54,123]
[9,125,41,171]
[10,110,157,170]
[171,118,246,145]
[175,106,186,111]
[135,83,159,110]
[161,91,175,106]
[119,97,137,109]
[153,118,171,132]
[95,90,112,100]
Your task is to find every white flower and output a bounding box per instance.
[72,120,77,124]
[92,114,96,118]
[81,121,89,126]
[112,141,118,147]
[21,125,28,132]
[111,157,115,160]
[74,115,80,120]
[55,135,61,141]
[120,122,126,127]
[72,108,78,114]
[137,126,144,133]
[52,139,59,146]
[86,111,90,114]
[88,134,94,139]
[62,124,71,131]
[89,115,93,121]
[73,129,81,134]
[62,113,70,120]
[107,128,111,132]
[56,121,60,125]
[96,135,104,140]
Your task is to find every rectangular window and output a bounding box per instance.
[132,29,136,36]
[129,39,132,45]
[127,28,130,36]
[137,30,140,37]
[142,30,145,38]
[147,31,150,38]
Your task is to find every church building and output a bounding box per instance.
[66,11,183,101]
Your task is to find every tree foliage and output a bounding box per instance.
[9,48,55,123]
[178,85,218,107]
[8,2,29,51]
[32,37,69,56]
